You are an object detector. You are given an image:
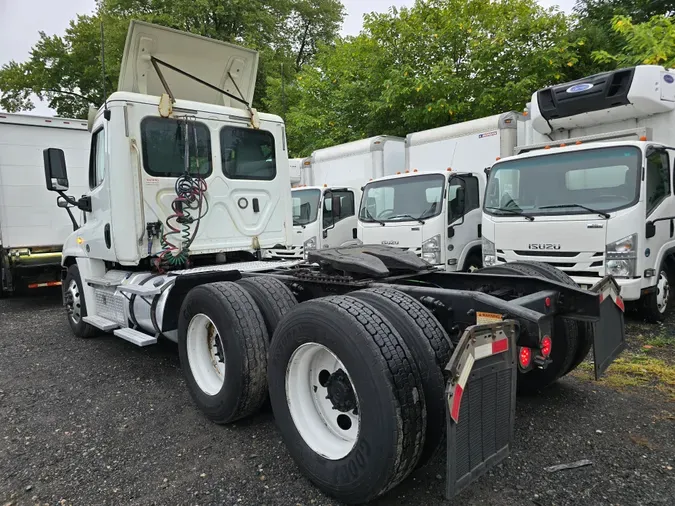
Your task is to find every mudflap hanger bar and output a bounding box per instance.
[444,321,518,500]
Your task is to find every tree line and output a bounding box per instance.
[1,0,673,157]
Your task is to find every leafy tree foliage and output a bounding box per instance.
[593,14,675,67]
[284,0,580,156]
[0,0,343,118]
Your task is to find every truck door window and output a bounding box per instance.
[141,117,212,177]
[448,176,479,224]
[646,149,670,215]
[89,129,106,189]
[221,126,276,181]
[323,190,355,228]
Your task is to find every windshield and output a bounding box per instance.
[292,189,321,226]
[484,146,641,216]
[359,174,445,223]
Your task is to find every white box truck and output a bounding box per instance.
[267,135,405,259]
[482,65,675,322]
[358,112,523,271]
[0,113,90,294]
[41,20,627,505]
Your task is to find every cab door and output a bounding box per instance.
[446,174,482,270]
[321,189,357,248]
[644,147,674,279]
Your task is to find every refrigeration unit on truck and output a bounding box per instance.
[0,113,89,295]
[44,20,627,505]
[266,136,404,259]
[358,113,524,272]
[483,65,675,322]
[289,157,303,187]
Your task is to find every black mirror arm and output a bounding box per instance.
[56,193,80,231]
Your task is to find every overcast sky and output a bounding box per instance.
[0,0,576,116]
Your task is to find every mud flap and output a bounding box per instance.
[444,321,518,500]
[589,276,626,379]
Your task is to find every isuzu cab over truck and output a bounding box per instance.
[0,113,90,294]
[267,136,404,259]
[483,65,675,322]
[358,113,524,272]
[44,20,627,505]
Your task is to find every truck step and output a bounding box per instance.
[117,284,162,297]
[83,315,119,331]
[113,327,157,347]
[85,276,122,287]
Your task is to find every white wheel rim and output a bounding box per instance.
[66,279,82,323]
[186,314,225,396]
[286,343,360,460]
[656,271,670,313]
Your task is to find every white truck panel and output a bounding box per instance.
[0,116,90,249]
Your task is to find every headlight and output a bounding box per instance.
[605,233,637,277]
[482,237,496,267]
[302,236,317,260]
[422,234,441,264]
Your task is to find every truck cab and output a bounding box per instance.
[483,65,675,321]
[358,169,484,271]
[266,185,359,259]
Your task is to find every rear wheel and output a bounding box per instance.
[640,266,670,323]
[506,261,593,375]
[237,276,297,337]
[478,262,578,393]
[178,282,269,424]
[350,287,451,467]
[63,264,97,338]
[268,296,425,504]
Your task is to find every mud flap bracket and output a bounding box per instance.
[444,321,518,500]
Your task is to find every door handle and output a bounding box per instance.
[670,219,674,238]
[252,198,260,213]
[104,223,111,249]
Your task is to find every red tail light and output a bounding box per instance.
[541,336,552,357]
[519,347,532,368]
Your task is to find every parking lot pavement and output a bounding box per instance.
[1,290,673,506]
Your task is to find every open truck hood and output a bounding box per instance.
[118,20,259,108]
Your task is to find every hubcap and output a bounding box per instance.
[286,343,360,460]
[65,279,82,324]
[186,314,225,396]
[656,271,670,313]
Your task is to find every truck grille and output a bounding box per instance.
[266,246,303,260]
[498,249,604,277]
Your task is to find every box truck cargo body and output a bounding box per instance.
[0,113,90,293]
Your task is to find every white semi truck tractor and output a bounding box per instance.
[483,65,675,323]
[358,113,524,272]
[44,20,627,505]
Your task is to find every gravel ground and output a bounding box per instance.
[1,289,673,506]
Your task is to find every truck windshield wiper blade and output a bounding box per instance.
[485,206,534,221]
[391,214,425,225]
[364,208,386,226]
[539,203,610,219]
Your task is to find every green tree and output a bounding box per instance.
[593,14,675,67]
[0,0,344,118]
[285,0,579,156]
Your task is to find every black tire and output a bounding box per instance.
[237,276,297,337]
[506,261,593,375]
[63,264,97,338]
[478,263,578,393]
[639,265,671,323]
[350,287,451,467]
[178,282,269,424]
[268,296,426,504]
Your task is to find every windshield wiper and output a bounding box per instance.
[485,206,534,221]
[364,208,386,226]
[539,203,610,219]
[390,214,425,225]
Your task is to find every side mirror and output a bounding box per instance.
[43,148,69,191]
[331,195,342,218]
[646,221,656,239]
[57,196,70,208]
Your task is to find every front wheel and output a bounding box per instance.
[63,264,97,338]
[640,267,671,323]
